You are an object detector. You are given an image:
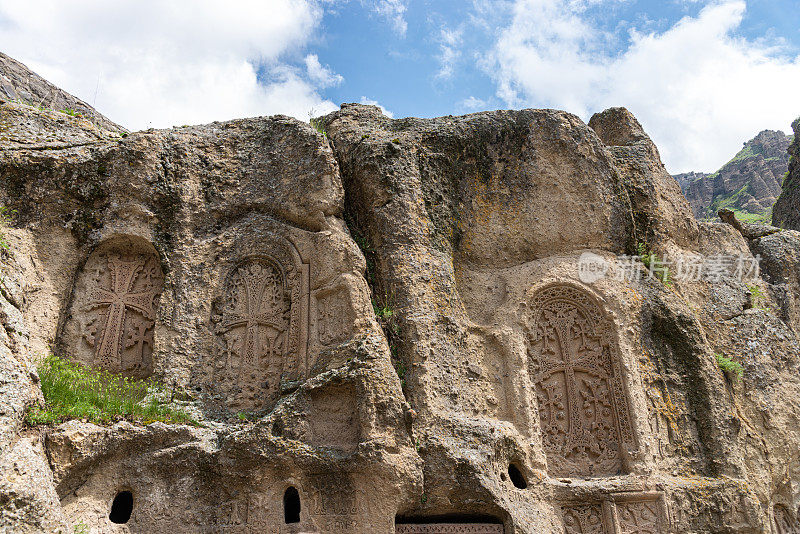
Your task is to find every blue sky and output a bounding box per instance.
[2,0,800,172]
[316,0,800,119]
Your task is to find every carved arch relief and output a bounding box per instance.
[70,237,164,378]
[212,235,309,411]
[527,283,636,477]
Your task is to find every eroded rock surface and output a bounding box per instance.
[773,118,800,231]
[676,129,792,221]
[0,52,124,134]
[0,64,799,533]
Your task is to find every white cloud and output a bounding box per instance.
[436,27,464,80]
[305,54,344,88]
[359,96,394,117]
[485,0,800,172]
[458,96,488,112]
[0,0,341,130]
[365,0,408,36]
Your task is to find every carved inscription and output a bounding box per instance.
[215,256,293,410]
[395,526,504,534]
[317,290,352,345]
[310,387,360,452]
[562,504,605,534]
[84,253,163,376]
[617,500,663,534]
[527,284,635,477]
[312,473,358,532]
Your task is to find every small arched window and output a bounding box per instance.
[109,490,133,524]
[283,486,300,524]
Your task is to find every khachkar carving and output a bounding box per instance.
[561,494,666,534]
[84,253,163,376]
[395,526,504,533]
[312,473,358,531]
[527,284,635,477]
[213,243,308,410]
[317,290,352,345]
[616,500,663,534]
[562,504,606,534]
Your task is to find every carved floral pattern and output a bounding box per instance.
[395,526,504,534]
[617,501,662,534]
[562,504,605,534]
[528,284,635,477]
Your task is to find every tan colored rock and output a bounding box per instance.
[0,61,799,533]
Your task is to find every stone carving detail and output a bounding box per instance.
[560,493,666,534]
[83,252,163,376]
[317,290,352,345]
[214,254,300,410]
[312,473,358,532]
[775,505,800,534]
[562,504,606,534]
[617,500,663,534]
[527,284,635,477]
[395,526,504,534]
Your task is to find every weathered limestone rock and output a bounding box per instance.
[1,55,800,533]
[0,96,418,532]
[588,107,699,251]
[0,51,125,134]
[676,130,792,220]
[773,117,800,231]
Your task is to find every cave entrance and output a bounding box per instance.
[284,486,301,524]
[109,490,133,524]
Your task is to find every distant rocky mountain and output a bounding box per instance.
[0,52,125,133]
[773,118,800,229]
[674,129,792,222]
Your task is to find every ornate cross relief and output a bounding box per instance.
[616,500,663,534]
[212,245,308,411]
[561,493,666,534]
[563,503,605,534]
[83,252,163,376]
[527,284,635,477]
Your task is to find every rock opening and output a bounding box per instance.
[109,490,133,524]
[283,486,300,523]
[507,464,527,489]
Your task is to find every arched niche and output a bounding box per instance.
[62,235,164,378]
[210,231,309,411]
[526,282,636,477]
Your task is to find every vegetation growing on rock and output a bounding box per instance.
[26,354,194,426]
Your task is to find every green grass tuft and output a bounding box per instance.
[715,352,744,380]
[0,206,14,251]
[637,242,671,287]
[60,108,83,118]
[26,354,196,426]
[309,116,326,138]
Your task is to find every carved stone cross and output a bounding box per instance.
[86,254,161,372]
[219,260,289,378]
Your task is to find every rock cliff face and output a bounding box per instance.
[675,130,792,221]
[773,118,800,230]
[1,58,800,534]
[0,52,125,134]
